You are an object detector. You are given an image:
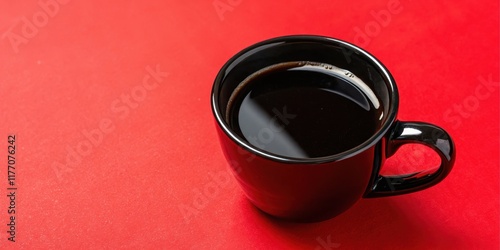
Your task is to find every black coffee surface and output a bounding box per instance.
[228,62,384,158]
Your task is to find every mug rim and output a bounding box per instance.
[211,35,399,164]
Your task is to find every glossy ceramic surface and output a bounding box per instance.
[211,35,455,222]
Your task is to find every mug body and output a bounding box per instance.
[216,128,387,221]
[211,35,398,221]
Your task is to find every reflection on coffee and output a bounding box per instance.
[228,61,384,158]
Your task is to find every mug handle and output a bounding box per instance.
[365,121,456,198]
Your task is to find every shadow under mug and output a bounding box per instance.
[211,35,455,222]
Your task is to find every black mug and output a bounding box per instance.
[211,35,455,222]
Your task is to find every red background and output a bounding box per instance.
[0,0,498,249]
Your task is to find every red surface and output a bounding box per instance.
[0,0,498,249]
